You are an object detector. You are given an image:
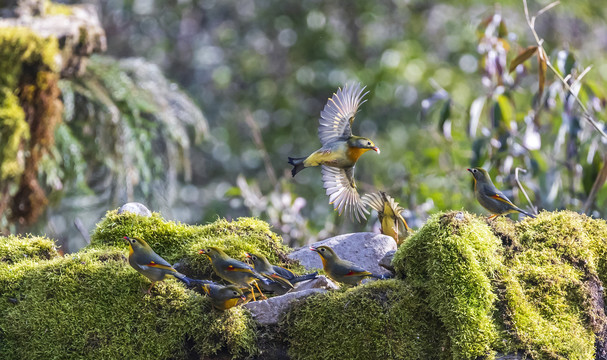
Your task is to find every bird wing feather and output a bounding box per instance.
[318,83,368,146]
[321,165,369,222]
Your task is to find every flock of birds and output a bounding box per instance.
[124,83,537,311]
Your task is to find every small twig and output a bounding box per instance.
[243,111,278,187]
[582,154,607,214]
[522,0,607,140]
[515,167,538,215]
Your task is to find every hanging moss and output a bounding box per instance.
[0,89,27,181]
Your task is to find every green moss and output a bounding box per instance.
[499,211,606,359]
[0,247,257,359]
[44,0,73,16]
[393,211,503,359]
[0,89,27,180]
[91,210,301,279]
[283,280,446,360]
[0,234,59,264]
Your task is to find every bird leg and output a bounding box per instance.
[253,281,267,300]
[487,214,499,221]
[146,282,155,295]
[249,285,257,301]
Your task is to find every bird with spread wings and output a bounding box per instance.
[288,83,380,222]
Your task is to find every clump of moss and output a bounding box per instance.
[0,234,59,263]
[393,211,503,359]
[91,210,301,279]
[0,247,257,359]
[283,280,446,360]
[499,211,607,359]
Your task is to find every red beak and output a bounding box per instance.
[245,253,251,258]
[198,249,205,254]
[309,247,317,252]
[466,168,472,173]
[124,236,129,240]
[373,147,380,154]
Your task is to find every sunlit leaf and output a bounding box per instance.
[538,49,547,99]
[469,96,485,138]
[498,19,508,38]
[509,46,538,73]
[496,94,514,127]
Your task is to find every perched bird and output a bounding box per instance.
[288,83,379,221]
[362,191,412,245]
[310,245,389,286]
[467,167,536,220]
[124,236,199,294]
[201,282,246,311]
[198,247,267,301]
[245,252,318,295]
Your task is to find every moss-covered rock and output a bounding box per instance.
[285,210,607,360]
[283,280,445,360]
[0,211,302,359]
[91,210,301,280]
[0,234,59,263]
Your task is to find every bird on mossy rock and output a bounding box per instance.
[200,282,246,310]
[124,236,203,294]
[310,245,390,286]
[288,83,379,222]
[362,191,412,245]
[467,167,536,220]
[198,247,268,301]
[245,252,318,295]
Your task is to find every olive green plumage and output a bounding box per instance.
[201,282,246,311]
[246,252,317,295]
[199,246,267,300]
[124,236,192,294]
[310,245,387,286]
[288,83,380,222]
[467,167,536,220]
[362,190,412,245]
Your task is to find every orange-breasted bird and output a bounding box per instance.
[288,83,379,222]
[310,245,390,286]
[198,247,267,301]
[124,236,199,294]
[362,191,412,245]
[201,282,246,311]
[467,167,536,220]
[245,252,317,295]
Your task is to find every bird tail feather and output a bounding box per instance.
[291,272,318,284]
[516,208,536,219]
[288,157,307,177]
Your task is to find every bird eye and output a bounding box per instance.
[367,141,371,145]
[320,248,325,252]
[233,291,238,296]
[473,169,477,173]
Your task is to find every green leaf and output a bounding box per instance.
[509,46,538,73]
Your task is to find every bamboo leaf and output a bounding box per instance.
[509,46,537,73]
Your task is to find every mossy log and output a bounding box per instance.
[1,210,607,359]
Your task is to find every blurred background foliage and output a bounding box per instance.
[5,0,607,250]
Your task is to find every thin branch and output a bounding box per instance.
[515,167,538,215]
[243,111,278,187]
[522,0,607,139]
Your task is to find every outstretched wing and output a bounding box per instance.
[321,165,369,222]
[318,83,368,146]
[361,191,384,213]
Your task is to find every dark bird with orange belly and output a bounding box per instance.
[288,83,380,222]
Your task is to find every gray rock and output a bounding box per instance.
[379,250,396,273]
[293,275,340,292]
[244,288,326,325]
[288,232,396,275]
[118,202,152,217]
